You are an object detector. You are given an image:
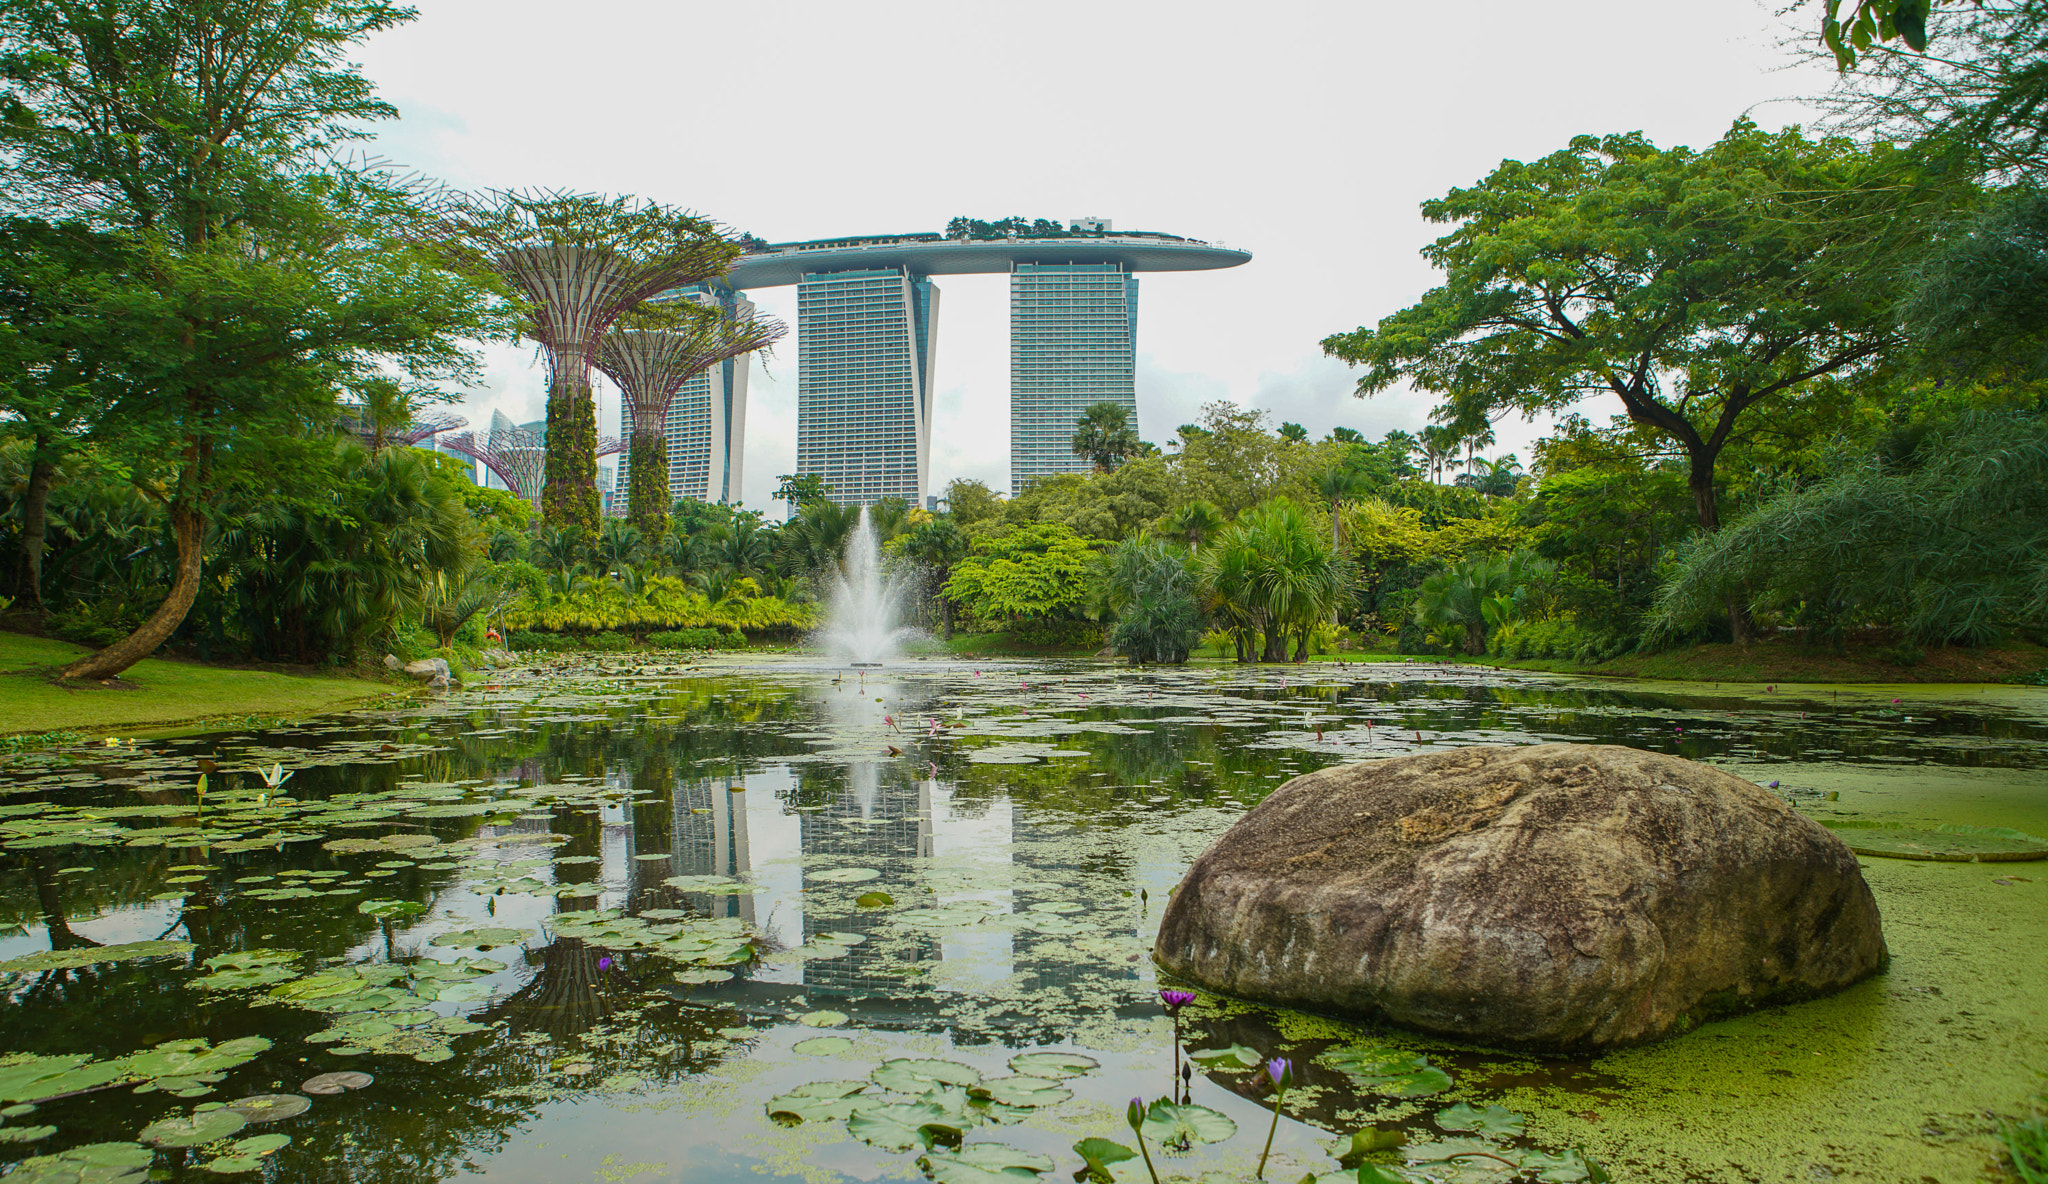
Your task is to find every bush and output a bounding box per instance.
[508,630,577,653]
[647,628,746,651]
[585,631,633,652]
[51,599,150,648]
[1002,619,1103,650]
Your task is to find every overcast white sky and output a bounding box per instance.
[351,0,1839,511]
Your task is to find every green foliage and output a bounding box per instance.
[773,473,831,507]
[1100,534,1205,664]
[1070,401,1142,473]
[941,524,1101,626]
[504,572,816,635]
[941,478,1003,526]
[1653,407,2048,645]
[647,627,747,650]
[1006,456,1174,541]
[1202,497,1345,662]
[1413,552,1555,655]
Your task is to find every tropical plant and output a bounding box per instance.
[1071,401,1143,473]
[898,518,968,637]
[1412,551,1555,655]
[1164,500,1227,551]
[1454,455,1524,498]
[1202,498,1345,662]
[1101,534,1205,664]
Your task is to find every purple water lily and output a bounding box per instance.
[1158,989,1195,1015]
[597,956,613,972]
[1266,1057,1292,1088]
[1257,1056,1294,1178]
[1126,1096,1162,1184]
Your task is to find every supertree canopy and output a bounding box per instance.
[593,301,785,533]
[347,409,468,449]
[454,191,741,536]
[443,420,624,511]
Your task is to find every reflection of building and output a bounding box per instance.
[670,774,755,927]
[798,763,936,996]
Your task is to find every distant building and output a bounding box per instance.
[613,283,759,507]
[1010,263,1138,495]
[794,268,938,506]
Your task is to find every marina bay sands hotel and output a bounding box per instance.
[647,220,1250,507]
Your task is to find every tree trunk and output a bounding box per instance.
[1686,457,1754,643]
[940,596,954,640]
[627,428,668,535]
[14,453,56,609]
[57,502,204,681]
[543,377,600,539]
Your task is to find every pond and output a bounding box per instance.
[0,656,2043,1184]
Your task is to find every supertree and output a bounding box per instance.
[593,300,785,533]
[444,422,625,511]
[348,409,468,450]
[451,191,741,537]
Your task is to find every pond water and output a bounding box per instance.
[0,656,2043,1184]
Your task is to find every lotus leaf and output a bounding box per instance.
[671,969,731,985]
[428,928,528,949]
[872,1058,982,1093]
[222,1095,309,1124]
[797,1011,849,1028]
[0,1055,133,1104]
[355,899,426,918]
[1822,820,2048,861]
[1332,1127,1408,1168]
[1005,1051,1098,1079]
[6,1141,153,1184]
[855,891,895,908]
[1405,1137,1527,1181]
[1305,1169,1415,1184]
[919,1142,1054,1184]
[140,1108,245,1147]
[766,1080,867,1122]
[0,1124,56,1142]
[1436,1103,1523,1138]
[792,1037,854,1056]
[845,1100,962,1151]
[1139,1100,1236,1149]
[810,867,881,883]
[1321,1047,1453,1098]
[1072,1137,1136,1184]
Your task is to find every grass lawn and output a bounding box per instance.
[0,632,398,736]
[1461,640,2048,684]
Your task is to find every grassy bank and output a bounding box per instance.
[1465,639,2048,684]
[0,632,398,737]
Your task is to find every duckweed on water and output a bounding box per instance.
[0,655,2038,1180]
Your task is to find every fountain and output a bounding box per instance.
[819,506,917,665]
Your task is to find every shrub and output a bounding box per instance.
[647,628,746,651]
[585,631,633,652]
[50,600,147,649]
[1003,619,1103,650]
[508,630,577,653]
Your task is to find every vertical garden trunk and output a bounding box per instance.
[627,427,669,535]
[58,501,204,681]
[543,376,600,538]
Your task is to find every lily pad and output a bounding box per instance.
[300,1072,372,1096]
[766,1079,867,1123]
[1436,1102,1524,1138]
[428,928,528,949]
[855,891,895,908]
[919,1142,1055,1184]
[1007,1051,1099,1079]
[1139,1100,1236,1149]
[872,1057,982,1093]
[355,899,426,919]
[846,1100,964,1151]
[222,1095,309,1124]
[1072,1138,1137,1184]
[0,940,194,975]
[1322,1046,1453,1098]
[810,867,882,883]
[968,1077,1070,1107]
[1186,1043,1262,1069]
[792,1037,854,1056]
[797,1010,849,1028]
[140,1108,246,1147]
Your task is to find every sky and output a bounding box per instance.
[349,0,1842,512]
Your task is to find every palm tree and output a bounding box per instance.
[1453,454,1524,497]
[1166,500,1226,551]
[900,518,968,637]
[1412,551,1553,654]
[709,519,774,580]
[1418,425,1462,484]
[1071,402,1142,472]
[1101,533,1205,663]
[595,519,643,574]
[1310,464,1373,552]
[778,500,859,575]
[1200,498,1344,662]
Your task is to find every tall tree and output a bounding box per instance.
[1324,122,1936,640]
[1070,401,1142,473]
[0,0,506,680]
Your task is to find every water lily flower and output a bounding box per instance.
[1126,1097,1163,1184]
[1266,1057,1293,1089]
[1158,989,1195,1015]
[597,956,613,971]
[1769,780,1781,790]
[1257,1056,1294,1177]
[103,737,119,747]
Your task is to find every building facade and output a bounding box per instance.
[794,267,937,506]
[1009,262,1139,495]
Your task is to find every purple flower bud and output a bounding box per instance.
[1158,989,1196,1015]
[1769,780,1781,790]
[1126,1097,1146,1132]
[1267,1057,1292,1089]
[597,956,613,971]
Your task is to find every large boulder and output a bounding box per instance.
[1154,743,1886,1051]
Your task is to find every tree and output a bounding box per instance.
[0,0,507,680]
[1324,123,1934,641]
[1416,426,1461,484]
[1328,427,1365,445]
[1202,498,1343,662]
[1164,500,1227,551]
[773,473,831,509]
[1101,534,1205,664]
[942,478,1003,526]
[1310,463,1373,552]
[898,518,968,638]
[1070,401,1142,473]
[1454,455,1525,498]
[1278,422,1309,445]
[941,524,1099,626]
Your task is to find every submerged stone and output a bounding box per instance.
[1154,743,1887,1051]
